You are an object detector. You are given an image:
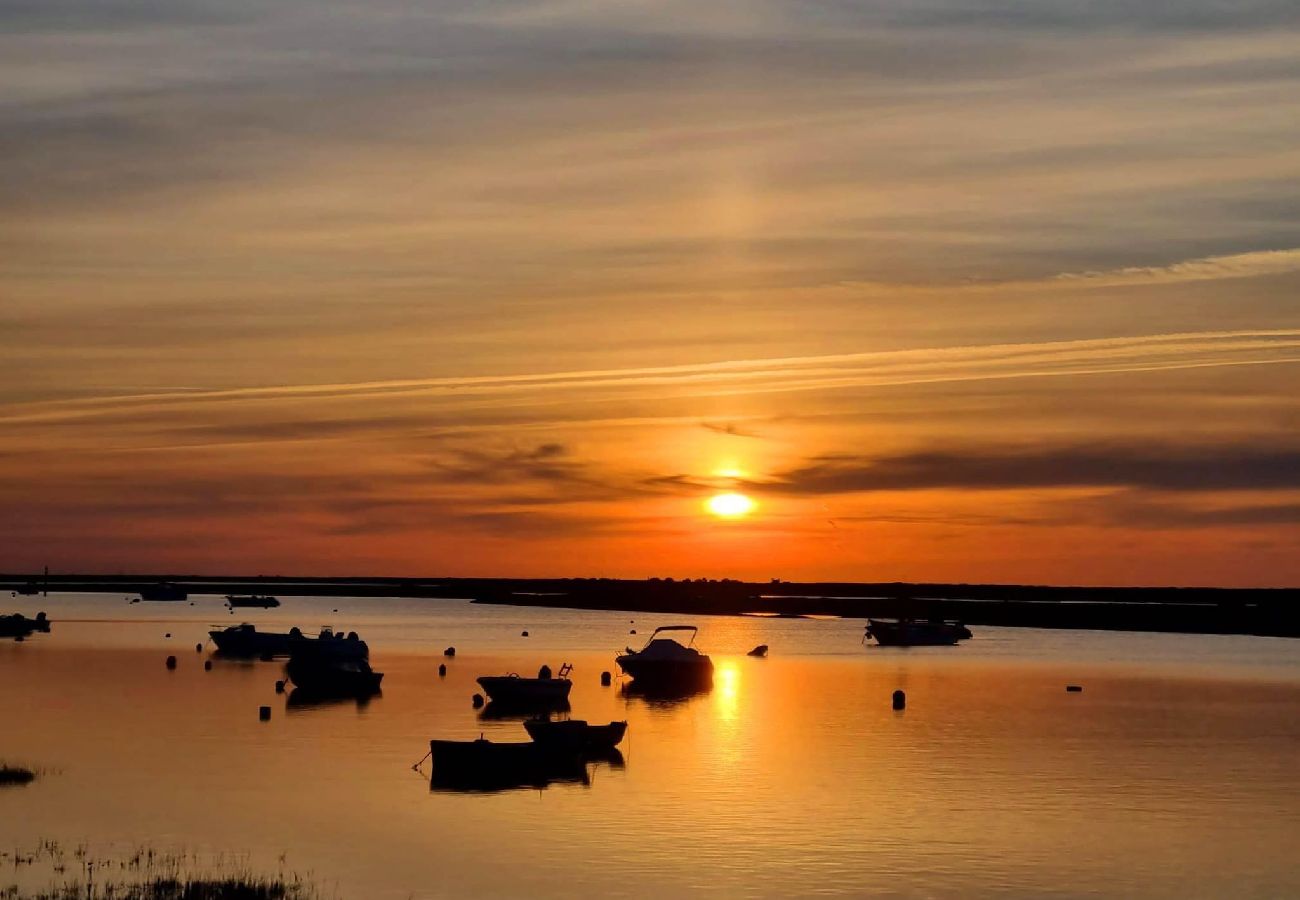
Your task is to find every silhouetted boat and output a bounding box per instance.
[286,654,383,695]
[139,582,187,602]
[14,583,40,597]
[225,594,280,608]
[209,624,349,658]
[865,618,969,646]
[523,719,627,752]
[427,738,618,792]
[0,612,50,640]
[476,663,573,706]
[616,625,713,686]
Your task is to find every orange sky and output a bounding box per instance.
[2,1,1298,585]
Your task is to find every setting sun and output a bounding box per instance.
[706,492,756,518]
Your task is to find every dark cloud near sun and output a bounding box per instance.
[754,444,1300,495]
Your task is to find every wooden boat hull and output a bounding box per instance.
[523,719,627,752]
[866,619,963,646]
[476,676,572,705]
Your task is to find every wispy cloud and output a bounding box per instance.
[1052,248,1300,288]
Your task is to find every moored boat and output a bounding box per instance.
[139,582,187,602]
[523,719,627,752]
[0,611,50,640]
[865,618,969,647]
[427,738,591,792]
[476,664,573,707]
[286,652,383,695]
[225,594,281,608]
[615,625,713,687]
[208,624,356,658]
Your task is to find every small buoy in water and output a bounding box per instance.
[472,693,484,709]
[629,629,636,635]
[203,660,212,671]
[521,630,529,637]
[601,671,612,686]
[259,706,271,721]
[195,643,203,653]
[438,663,447,677]
[164,632,171,638]
[275,680,285,694]
[1066,685,1083,692]
[333,608,339,613]
[892,689,906,711]
[444,646,456,657]
[165,655,177,670]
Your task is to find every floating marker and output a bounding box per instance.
[259,706,271,721]
[275,680,285,694]
[521,630,529,637]
[203,660,213,671]
[195,643,203,653]
[444,647,456,657]
[471,693,484,709]
[165,655,177,670]
[164,633,171,638]
[438,663,447,677]
[1066,685,1083,692]
[601,671,612,686]
[892,689,906,711]
[629,629,637,635]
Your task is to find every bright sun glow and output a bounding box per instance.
[706,492,756,518]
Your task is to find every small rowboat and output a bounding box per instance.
[523,719,627,752]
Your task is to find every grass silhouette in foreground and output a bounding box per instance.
[0,841,327,900]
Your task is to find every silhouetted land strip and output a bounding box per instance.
[4,574,1297,637]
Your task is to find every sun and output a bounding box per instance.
[706,492,756,518]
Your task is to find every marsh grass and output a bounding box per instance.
[0,841,328,900]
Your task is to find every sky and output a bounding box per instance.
[2,0,1298,585]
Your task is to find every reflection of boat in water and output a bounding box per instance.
[286,686,380,710]
[225,594,280,608]
[476,664,573,707]
[209,624,345,658]
[479,699,571,721]
[864,618,971,647]
[139,582,187,602]
[427,738,623,793]
[523,719,627,752]
[616,625,713,688]
[618,679,712,705]
[0,611,50,640]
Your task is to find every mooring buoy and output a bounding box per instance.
[444,646,456,657]
[472,693,484,709]
[521,630,529,637]
[195,643,203,653]
[1066,685,1083,692]
[601,671,612,686]
[275,680,285,694]
[165,655,177,670]
[203,660,212,671]
[892,689,906,710]
[259,706,271,721]
[438,663,447,677]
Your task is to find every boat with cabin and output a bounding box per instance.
[615,625,713,686]
[139,582,188,602]
[0,611,50,640]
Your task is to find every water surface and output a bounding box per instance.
[2,593,1298,898]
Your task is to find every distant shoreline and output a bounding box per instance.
[4,574,1297,638]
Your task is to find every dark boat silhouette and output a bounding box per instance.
[427,738,622,793]
[139,582,187,602]
[615,625,713,688]
[864,618,970,646]
[209,623,341,658]
[284,631,381,694]
[476,663,573,707]
[0,611,50,640]
[523,719,627,752]
[225,594,281,609]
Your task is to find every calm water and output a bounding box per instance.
[2,593,1299,898]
